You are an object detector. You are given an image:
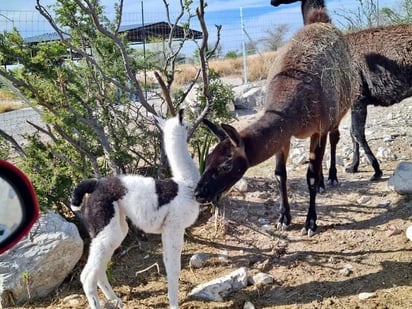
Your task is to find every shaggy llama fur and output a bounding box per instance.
[195,8,359,236]
[272,0,412,180]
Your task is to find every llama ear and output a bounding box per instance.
[202,118,227,141]
[178,108,184,125]
[221,123,243,148]
[151,113,166,130]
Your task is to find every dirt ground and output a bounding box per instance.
[22,98,411,308]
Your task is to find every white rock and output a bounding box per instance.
[378,200,391,208]
[383,134,394,142]
[388,162,412,194]
[406,225,412,241]
[243,300,256,309]
[357,195,371,205]
[62,294,84,307]
[292,154,308,165]
[376,147,396,160]
[0,213,83,307]
[258,218,271,225]
[250,272,274,286]
[261,224,275,233]
[218,250,230,262]
[188,267,248,301]
[189,253,209,268]
[358,292,376,300]
[339,264,353,276]
[234,178,248,192]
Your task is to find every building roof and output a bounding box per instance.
[24,21,202,45]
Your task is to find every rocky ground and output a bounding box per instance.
[20,97,412,308]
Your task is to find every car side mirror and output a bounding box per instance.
[0,160,39,254]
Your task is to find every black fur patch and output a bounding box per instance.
[155,179,179,207]
[84,176,128,237]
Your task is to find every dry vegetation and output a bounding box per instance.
[174,51,278,87]
[0,89,23,113]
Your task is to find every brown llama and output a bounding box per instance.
[195,8,359,236]
[272,0,412,181]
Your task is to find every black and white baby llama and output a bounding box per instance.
[71,109,200,309]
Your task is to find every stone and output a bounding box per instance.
[234,178,248,193]
[189,253,209,269]
[0,212,83,307]
[62,294,84,307]
[357,195,371,205]
[378,200,391,208]
[188,267,248,301]
[243,300,256,309]
[406,225,412,241]
[376,146,396,160]
[339,264,353,276]
[233,82,266,109]
[257,218,271,225]
[358,292,376,300]
[261,224,275,233]
[388,162,412,194]
[218,250,230,263]
[249,272,274,286]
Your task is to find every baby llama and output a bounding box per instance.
[71,109,200,309]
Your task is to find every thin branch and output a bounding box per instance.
[77,0,156,114]
[188,0,214,139]
[135,262,160,276]
[154,71,175,116]
[0,129,27,158]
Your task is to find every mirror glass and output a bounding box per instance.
[0,177,24,243]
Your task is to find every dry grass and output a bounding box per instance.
[174,51,278,87]
[0,89,23,113]
[0,102,24,113]
[0,88,18,101]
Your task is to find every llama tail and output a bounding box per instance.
[306,7,331,24]
[71,179,98,211]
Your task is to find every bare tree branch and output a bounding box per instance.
[0,129,27,159]
[188,0,217,139]
[154,71,175,116]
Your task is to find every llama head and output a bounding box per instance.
[271,0,299,7]
[152,109,188,139]
[194,119,249,203]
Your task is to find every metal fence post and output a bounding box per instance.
[240,7,248,85]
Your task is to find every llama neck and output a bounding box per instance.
[165,134,200,187]
[302,0,325,24]
[241,112,295,167]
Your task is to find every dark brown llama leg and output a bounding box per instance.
[304,133,327,236]
[346,102,383,180]
[327,128,340,186]
[275,142,291,230]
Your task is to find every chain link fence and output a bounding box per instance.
[0,5,303,142]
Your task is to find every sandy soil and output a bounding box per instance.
[21,98,411,309]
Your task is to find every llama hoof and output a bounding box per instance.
[301,227,316,237]
[276,222,289,231]
[369,172,383,181]
[345,166,358,174]
[300,227,307,235]
[105,299,123,308]
[307,229,316,237]
[327,179,339,186]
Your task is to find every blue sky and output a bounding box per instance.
[0,0,401,55]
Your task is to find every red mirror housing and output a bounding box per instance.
[0,160,39,254]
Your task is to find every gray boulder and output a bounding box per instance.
[188,267,248,301]
[388,162,412,194]
[233,81,266,109]
[0,212,83,307]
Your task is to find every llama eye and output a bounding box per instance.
[218,160,232,173]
